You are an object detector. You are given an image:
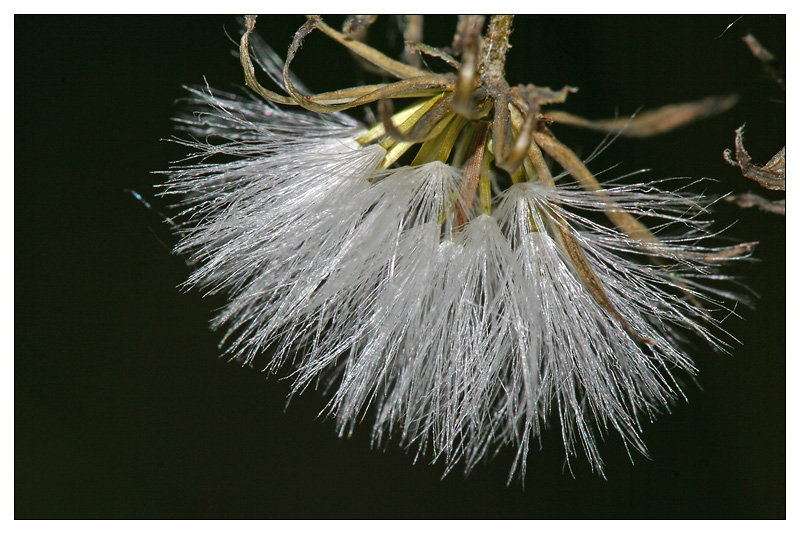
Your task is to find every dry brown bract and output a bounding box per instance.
[724,33,785,215]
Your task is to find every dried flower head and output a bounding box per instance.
[161,15,750,480]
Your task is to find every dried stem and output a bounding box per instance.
[480,15,514,80]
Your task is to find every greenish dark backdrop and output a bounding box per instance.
[15,15,785,518]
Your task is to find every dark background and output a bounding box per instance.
[16,15,785,518]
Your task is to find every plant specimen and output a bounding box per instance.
[161,15,750,480]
